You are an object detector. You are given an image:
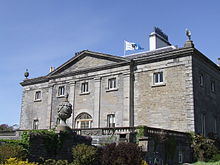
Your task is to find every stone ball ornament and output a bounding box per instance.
[24,69,29,79]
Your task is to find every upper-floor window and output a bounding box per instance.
[108,78,116,90]
[34,91,41,101]
[199,74,204,86]
[33,119,39,130]
[153,72,163,84]
[58,86,65,96]
[211,81,215,92]
[107,114,115,127]
[81,82,89,93]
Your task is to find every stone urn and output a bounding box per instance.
[56,94,73,133]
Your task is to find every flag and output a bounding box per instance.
[125,40,143,51]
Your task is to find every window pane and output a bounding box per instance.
[33,120,39,130]
[58,86,65,96]
[154,72,163,84]
[35,91,41,100]
[81,121,89,129]
[81,82,89,92]
[200,74,203,86]
[108,78,116,89]
[159,72,163,82]
[107,114,115,127]
[211,81,215,92]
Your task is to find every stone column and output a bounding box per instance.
[68,81,76,129]
[123,72,131,127]
[93,77,101,128]
[47,82,54,129]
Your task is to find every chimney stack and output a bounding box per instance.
[149,27,171,51]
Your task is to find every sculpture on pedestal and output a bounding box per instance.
[56,94,73,133]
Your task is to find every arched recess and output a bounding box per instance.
[75,112,93,129]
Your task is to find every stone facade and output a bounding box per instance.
[20,40,220,138]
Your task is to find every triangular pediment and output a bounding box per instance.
[48,50,129,76]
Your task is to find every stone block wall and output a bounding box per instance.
[133,55,194,132]
[20,82,51,130]
[192,52,220,136]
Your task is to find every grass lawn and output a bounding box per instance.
[192,161,220,165]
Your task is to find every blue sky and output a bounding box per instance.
[0,0,220,126]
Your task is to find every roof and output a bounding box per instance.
[20,46,220,86]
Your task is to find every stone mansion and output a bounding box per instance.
[20,28,220,138]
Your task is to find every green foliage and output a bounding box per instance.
[136,126,146,139]
[22,130,59,156]
[101,142,143,165]
[0,139,28,150]
[190,133,219,162]
[0,143,27,163]
[32,130,58,155]
[41,159,69,165]
[209,154,220,162]
[0,158,38,165]
[0,124,13,132]
[192,161,220,165]
[72,144,97,165]
[21,131,30,145]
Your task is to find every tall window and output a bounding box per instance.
[211,81,215,92]
[199,74,204,86]
[75,113,92,129]
[178,151,183,163]
[108,78,116,89]
[153,72,163,84]
[58,86,65,96]
[35,91,41,101]
[107,114,115,127]
[81,82,89,93]
[214,118,217,134]
[201,114,206,136]
[33,119,39,130]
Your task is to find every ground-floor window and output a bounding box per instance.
[75,112,92,129]
[33,119,39,130]
[107,114,115,127]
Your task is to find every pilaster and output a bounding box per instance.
[93,77,101,128]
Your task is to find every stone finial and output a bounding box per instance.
[24,69,29,79]
[56,93,73,133]
[184,29,194,48]
[185,29,191,40]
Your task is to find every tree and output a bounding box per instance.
[0,124,14,131]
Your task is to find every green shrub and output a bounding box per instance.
[209,154,220,162]
[190,133,218,162]
[0,143,27,162]
[41,159,69,165]
[0,139,28,151]
[101,142,143,165]
[72,144,97,165]
[0,158,38,165]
